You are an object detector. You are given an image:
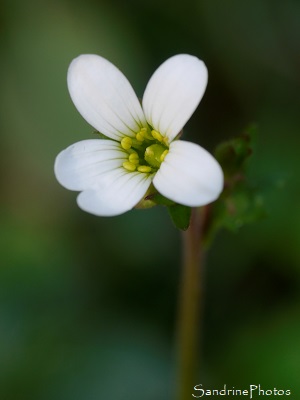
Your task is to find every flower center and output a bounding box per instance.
[121,127,169,173]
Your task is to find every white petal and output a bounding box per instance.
[77,170,153,217]
[142,54,208,143]
[68,54,147,141]
[54,139,128,191]
[153,140,223,206]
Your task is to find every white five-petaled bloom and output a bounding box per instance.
[54,54,223,216]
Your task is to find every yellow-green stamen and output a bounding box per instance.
[137,165,152,173]
[151,129,164,142]
[121,137,132,150]
[123,161,137,171]
[160,149,169,162]
[122,127,169,173]
[136,129,145,142]
[129,152,139,165]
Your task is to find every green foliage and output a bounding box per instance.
[167,204,192,231]
[214,126,256,179]
[204,126,266,242]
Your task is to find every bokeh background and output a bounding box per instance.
[1,0,300,399]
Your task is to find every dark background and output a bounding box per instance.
[1,0,300,399]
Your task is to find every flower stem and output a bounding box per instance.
[176,206,207,400]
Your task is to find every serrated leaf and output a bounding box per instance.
[203,183,267,245]
[217,187,266,232]
[203,126,267,245]
[168,204,192,231]
[215,125,257,178]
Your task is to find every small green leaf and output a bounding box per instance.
[216,187,266,232]
[203,126,267,245]
[215,125,257,178]
[168,204,192,231]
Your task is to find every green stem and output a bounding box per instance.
[177,206,206,400]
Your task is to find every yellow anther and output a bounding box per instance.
[129,153,139,165]
[162,136,169,146]
[121,137,132,150]
[136,131,145,142]
[123,161,136,172]
[151,130,163,142]
[137,165,152,173]
[139,127,155,141]
[160,149,169,162]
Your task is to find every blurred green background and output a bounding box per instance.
[1,0,300,399]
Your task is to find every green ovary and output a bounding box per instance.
[144,144,167,168]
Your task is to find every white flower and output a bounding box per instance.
[54,54,223,216]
